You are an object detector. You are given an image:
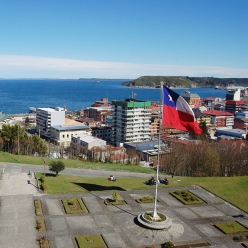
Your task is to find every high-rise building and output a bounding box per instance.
[36,107,65,138]
[110,98,151,145]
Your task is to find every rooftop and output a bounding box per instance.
[203,110,234,116]
[52,124,89,131]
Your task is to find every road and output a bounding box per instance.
[0,162,156,179]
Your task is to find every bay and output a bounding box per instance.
[0,79,227,114]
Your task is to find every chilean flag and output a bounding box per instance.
[162,85,203,134]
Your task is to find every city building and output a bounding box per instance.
[193,110,211,127]
[110,98,152,145]
[70,133,128,162]
[50,124,91,147]
[215,128,247,140]
[181,91,202,108]
[202,110,234,128]
[123,140,169,167]
[91,125,112,143]
[202,97,225,110]
[36,107,65,138]
[83,106,112,123]
[225,100,246,113]
[226,89,241,101]
[149,103,160,137]
[91,98,111,107]
[71,133,106,151]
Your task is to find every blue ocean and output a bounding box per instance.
[0,79,227,114]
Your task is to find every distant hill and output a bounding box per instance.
[121,76,248,88]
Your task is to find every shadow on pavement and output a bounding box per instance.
[72,182,126,192]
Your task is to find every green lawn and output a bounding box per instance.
[36,173,162,194]
[215,221,248,234]
[75,235,107,248]
[36,173,248,212]
[0,152,154,173]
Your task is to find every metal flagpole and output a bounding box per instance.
[152,82,163,219]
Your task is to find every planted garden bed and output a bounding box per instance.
[136,196,155,204]
[37,236,49,248]
[170,190,204,205]
[75,234,107,248]
[61,198,88,214]
[104,199,126,206]
[104,191,126,206]
[36,219,46,232]
[214,221,248,234]
[34,199,43,216]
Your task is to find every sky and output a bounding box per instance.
[0,0,247,79]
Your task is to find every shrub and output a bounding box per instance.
[36,221,42,230]
[175,190,181,195]
[182,190,189,196]
[112,191,120,202]
[233,234,245,242]
[191,195,196,201]
[164,241,174,248]
[142,196,153,201]
[49,160,65,176]
[68,199,77,206]
[37,235,48,244]
[40,182,47,191]
[185,195,191,201]
[39,175,44,183]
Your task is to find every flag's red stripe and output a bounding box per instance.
[162,105,202,134]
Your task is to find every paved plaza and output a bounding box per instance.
[0,163,248,248]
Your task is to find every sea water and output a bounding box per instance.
[0,79,227,114]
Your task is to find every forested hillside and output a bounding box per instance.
[121,76,248,88]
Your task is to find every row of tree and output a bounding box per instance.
[0,124,47,156]
[161,140,248,177]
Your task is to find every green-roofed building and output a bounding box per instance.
[110,98,152,146]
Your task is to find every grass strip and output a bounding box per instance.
[0,152,154,173]
[34,199,43,216]
[214,221,248,234]
[75,235,107,248]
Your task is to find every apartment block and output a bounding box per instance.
[36,107,65,138]
[110,99,151,145]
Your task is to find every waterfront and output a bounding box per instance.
[0,79,227,114]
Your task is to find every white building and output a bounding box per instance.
[36,107,65,138]
[50,124,91,147]
[110,99,151,145]
[71,133,106,151]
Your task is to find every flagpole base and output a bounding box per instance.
[137,212,172,230]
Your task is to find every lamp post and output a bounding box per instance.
[17,124,19,162]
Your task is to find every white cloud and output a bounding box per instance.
[0,54,247,78]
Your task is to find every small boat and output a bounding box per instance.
[92,81,100,84]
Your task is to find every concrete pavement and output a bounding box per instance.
[0,163,248,247]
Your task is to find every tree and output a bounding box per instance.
[49,160,65,176]
[161,142,186,177]
[199,120,211,140]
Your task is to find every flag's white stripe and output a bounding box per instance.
[175,96,196,121]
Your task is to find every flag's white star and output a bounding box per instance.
[168,94,172,102]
